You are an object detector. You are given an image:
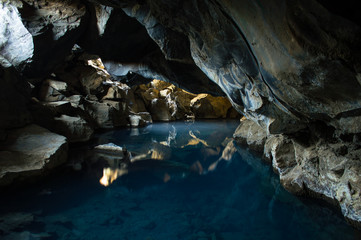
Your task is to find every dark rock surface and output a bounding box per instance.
[1,0,361,228]
[19,0,88,77]
[0,124,68,186]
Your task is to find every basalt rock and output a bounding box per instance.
[233,119,268,153]
[264,134,361,228]
[0,124,68,186]
[190,94,234,119]
[134,79,238,121]
[79,5,224,96]
[83,99,128,128]
[0,2,33,69]
[19,0,88,77]
[114,0,361,135]
[53,115,94,142]
[1,0,361,229]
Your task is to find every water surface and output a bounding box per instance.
[0,120,359,240]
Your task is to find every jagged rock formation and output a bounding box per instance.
[234,119,361,227]
[1,0,361,228]
[134,79,239,121]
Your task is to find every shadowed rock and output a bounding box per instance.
[0,124,68,186]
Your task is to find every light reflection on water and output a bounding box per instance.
[0,120,360,240]
[97,122,239,186]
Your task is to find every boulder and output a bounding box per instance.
[233,119,268,152]
[149,98,172,121]
[42,101,73,115]
[65,95,84,108]
[191,94,233,119]
[159,88,171,98]
[79,67,108,96]
[128,112,152,127]
[0,124,68,186]
[141,88,160,105]
[103,84,147,113]
[84,100,128,128]
[39,79,70,102]
[150,79,172,90]
[53,115,94,142]
[54,53,111,97]
[172,90,197,119]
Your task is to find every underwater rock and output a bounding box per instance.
[0,212,34,235]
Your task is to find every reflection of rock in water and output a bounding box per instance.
[96,132,240,186]
[208,140,238,172]
[95,142,196,186]
[100,159,194,186]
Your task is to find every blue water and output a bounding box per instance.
[0,120,360,240]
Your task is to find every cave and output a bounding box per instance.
[1,0,361,239]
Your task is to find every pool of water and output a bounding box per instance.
[0,120,360,240]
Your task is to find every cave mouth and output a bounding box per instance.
[0,120,358,239]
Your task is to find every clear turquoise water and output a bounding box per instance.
[0,120,360,240]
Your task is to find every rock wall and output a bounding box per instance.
[234,119,361,227]
[1,0,361,229]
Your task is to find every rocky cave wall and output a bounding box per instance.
[1,0,361,228]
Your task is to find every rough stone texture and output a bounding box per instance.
[54,115,94,142]
[233,119,268,152]
[129,112,152,127]
[54,53,109,97]
[1,0,361,229]
[103,83,147,113]
[19,0,88,77]
[115,0,361,135]
[134,79,238,121]
[79,5,224,96]
[149,98,172,122]
[190,94,234,119]
[0,2,33,69]
[264,135,361,228]
[0,124,68,186]
[39,79,69,102]
[83,100,128,128]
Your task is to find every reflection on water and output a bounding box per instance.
[182,130,210,148]
[0,120,360,240]
[99,168,128,187]
[96,122,239,186]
